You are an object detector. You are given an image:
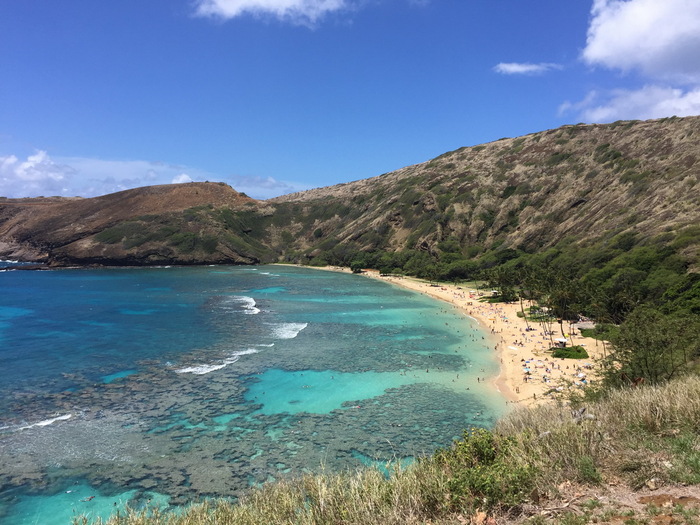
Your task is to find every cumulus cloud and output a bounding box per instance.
[583,0,700,83]
[226,174,311,199]
[563,0,700,123]
[0,151,75,197]
[0,151,307,200]
[172,173,194,184]
[560,85,700,123]
[194,0,348,25]
[493,62,562,75]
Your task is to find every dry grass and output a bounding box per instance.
[496,375,700,490]
[78,375,700,525]
[80,463,454,525]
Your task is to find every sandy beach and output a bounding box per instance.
[316,266,605,408]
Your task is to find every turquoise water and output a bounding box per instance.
[0,265,504,524]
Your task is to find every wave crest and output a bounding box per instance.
[270,322,308,339]
[228,296,260,315]
[174,348,260,375]
[15,413,73,431]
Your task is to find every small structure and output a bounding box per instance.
[554,337,568,348]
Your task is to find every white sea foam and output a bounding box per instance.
[232,348,259,357]
[270,322,308,339]
[222,296,260,315]
[175,363,227,375]
[17,413,72,431]
[175,349,260,375]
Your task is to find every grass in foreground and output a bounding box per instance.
[78,375,700,525]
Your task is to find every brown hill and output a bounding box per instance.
[271,116,700,259]
[0,116,698,269]
[0,182,263,264]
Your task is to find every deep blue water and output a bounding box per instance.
[0,265,504,524]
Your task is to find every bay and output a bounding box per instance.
[0,265,505,524]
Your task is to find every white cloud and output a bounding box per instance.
[194,0,348,25]
[172,173,194,184]
[560,85,700,123]
[566,0,700,123]
[0,151,75,197]
[226,174,311,199]
[493,62,562,75]
[583,0,700,83]
[0,151,307,200]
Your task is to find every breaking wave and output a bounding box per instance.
[15,414,73,431]
[174,348,260,375]
[226,296,260,315]
[270,323,308,339]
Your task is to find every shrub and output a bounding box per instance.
[95,228,125,244]
[95,222,143,244]
[201,235,219,254]
[580,324,619,341]
[552,346,589,359]
[546,152,573,165]
[168,232,197,253]
[434,428,536,511]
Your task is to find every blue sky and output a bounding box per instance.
[1,0,699,199]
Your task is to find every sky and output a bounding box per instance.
[1,0,699,200]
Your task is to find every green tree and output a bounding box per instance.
[485,265,518,302]
[603,307,700,386]
[524,266,584,343]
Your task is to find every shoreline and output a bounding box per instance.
[308,265,603,408]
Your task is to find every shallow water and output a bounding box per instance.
[0,265,505,524]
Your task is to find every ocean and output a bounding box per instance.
[0,264,504,524]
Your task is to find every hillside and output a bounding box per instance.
[0,182,271,265]
[271,116,699,261]
[0,116,698,270]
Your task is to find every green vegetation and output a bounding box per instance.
[303,224,699,328]
[546,151,573,165]
[435,428,535,510]
[601,306,700,387]
[81,375,700,525]
[579,323,618,341]
[551,345,589,359]
[91,205,280,262]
